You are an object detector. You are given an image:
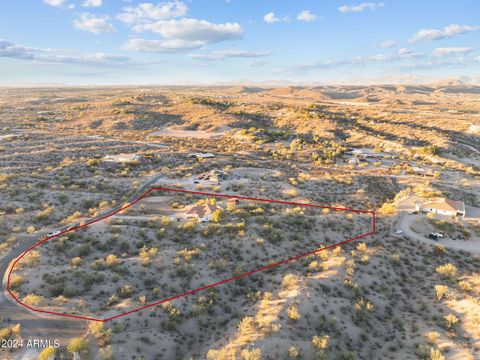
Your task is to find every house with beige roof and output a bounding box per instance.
[184,203,222,222]
[103,153,141,163]
[416,198,466,217]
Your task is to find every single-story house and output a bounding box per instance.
[416,198,466,217]
[187,153,215,159]
[103,153,141,163]
[184,203,222,222]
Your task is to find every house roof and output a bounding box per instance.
[185,203,221,218]
[103,153,140,162]
[423,198,465,213]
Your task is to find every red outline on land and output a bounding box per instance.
[6,187,376,322]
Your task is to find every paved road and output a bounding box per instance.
[398,213,480,256]
[0,174,165,356]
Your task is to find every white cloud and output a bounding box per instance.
[73,13,116,34]
[432,47,475,57]
[117,1,188,24]
[44,0,65,7]
[122,38,197,52]
[338,2,384,13]
[0,39,138,67]
[246,60,266,67]
[398,47,411,55]
[125,18,242,52]
[263,12,287,24]
[282,51,430,74]
[410,24,480,43]
[82,0,102,8]
[297,10,317,22]
[189,49,271,61]
[0,39,35,59]
[378,40,396,48]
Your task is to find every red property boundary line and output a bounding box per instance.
[6,187,376,322]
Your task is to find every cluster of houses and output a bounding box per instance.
[346,148,396,165]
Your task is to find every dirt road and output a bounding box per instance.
[399,213,480,256]
[0,174,166,358]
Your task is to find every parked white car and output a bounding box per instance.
[47,230,61,237]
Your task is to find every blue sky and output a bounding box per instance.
[1,0,479,85]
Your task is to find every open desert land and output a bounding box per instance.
[1,84,480,359]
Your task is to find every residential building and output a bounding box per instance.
[184,203,222,222]
[417,198,466,217]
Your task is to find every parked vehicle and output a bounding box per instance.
[394,230,403,235]
[47,230,61,237]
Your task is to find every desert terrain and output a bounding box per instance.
[0,84,479,359]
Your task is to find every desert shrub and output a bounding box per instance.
[458,280,472,293]
[9,274,23,289]
[430,347,445,360]
[288,346,299,359]
[35,206,54,221]
[209,258,227,272]
[118,284,134,298]
[139,247,158,266]
[356,242,367,252]
[105,254,118,267]
[434,285,448,301]
[284,188,299,198]
[241,348,261,360]
[22,250,41,267]
[435,263,457,279]
[227,201,237,212]
[177,248,201,262]
[282,274,299,290]
[70,257,82,268]
[89,322,104,338]
[419,345,445,359]
[206,349,230,360]
[425,331,440,344]
[353,298,374,323]
[100,345,113,360]
[67,337,89,355]
[0,324,21,341]
[287,304,301,321]
[77,243,91,257]
[212,209,225,223]
[312,335,329,350]
[107,294,118,306]
[38,347,56,360]
[443,314,458,330]
[378,202,396,216]
[237,317,256,335]
[65,211,83,223]
[312,334,329,359]
[22,294,43,306]
[433,244,446,254]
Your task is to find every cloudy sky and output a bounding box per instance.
[1,0,479,85]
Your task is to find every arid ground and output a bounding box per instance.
[1,84,479,359]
